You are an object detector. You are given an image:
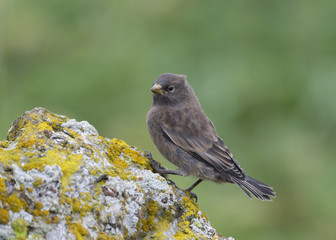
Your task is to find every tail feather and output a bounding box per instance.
[231,176,276,201]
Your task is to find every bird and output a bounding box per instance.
[146,73,275,201]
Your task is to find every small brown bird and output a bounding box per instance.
[146,73,275,201]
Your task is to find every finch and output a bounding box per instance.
[146,73,275,201]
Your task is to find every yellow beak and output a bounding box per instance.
[150,84,165,95]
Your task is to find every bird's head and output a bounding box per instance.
[150,73,198,106]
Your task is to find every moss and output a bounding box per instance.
[11,218,29,240]
[0,208,9,224]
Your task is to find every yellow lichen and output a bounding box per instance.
[7,194,22,212]
[173,196,202,239]
[17,139,44,149]
[0,208,9,224]
[35,201,43,211]
[80,203,92,217]
[97,232,119,240]
[21,150,83,191]
[0,178,7,203]
[65,197,72,205]
[51,216,59,224]
[33,177,43,188]
[67,221,89,240]
[72,198,81,213]
[140,200,160,232]
[0,140,9,148]
[62,127,80,139]
[33,201,50,220]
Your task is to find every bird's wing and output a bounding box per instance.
[162,116,246,179]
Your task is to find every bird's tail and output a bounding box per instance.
[231,176,276,201]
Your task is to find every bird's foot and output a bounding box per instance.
[144,151,197,201]
[167,179,198,202]
[144,151,168,175]
[166,179,178,188]
[95,174,108,183]
[185,190,198,202]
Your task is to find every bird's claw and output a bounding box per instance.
[145,151,198,202]
[166,179,178,188]
[144,151,153,159]
[144,151,168,174]
[95,174,108,183]
[166,179,198,202]
[185,190,198,202]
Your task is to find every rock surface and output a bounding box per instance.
[0,107,232,240]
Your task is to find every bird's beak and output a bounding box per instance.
[150,84,164,95]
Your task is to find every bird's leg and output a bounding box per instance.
[184,179,203,202]
[185,179,203,192]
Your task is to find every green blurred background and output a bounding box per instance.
[1,0,335,239]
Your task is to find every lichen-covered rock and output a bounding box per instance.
[0,107,232,240]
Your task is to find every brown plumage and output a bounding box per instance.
[146,73,275,201]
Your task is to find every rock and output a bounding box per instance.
[0,107,233,240]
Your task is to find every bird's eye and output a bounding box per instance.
[167,85,175,92]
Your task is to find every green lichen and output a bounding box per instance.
[11,218,29,240]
